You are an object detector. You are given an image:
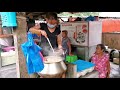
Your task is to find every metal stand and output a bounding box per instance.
[113,51,120,78]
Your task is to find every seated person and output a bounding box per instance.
[91,44,110,78]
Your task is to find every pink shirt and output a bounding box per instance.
[91,53,109,78]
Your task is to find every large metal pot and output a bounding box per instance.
[38,49,67,78]
[39,61,67,78]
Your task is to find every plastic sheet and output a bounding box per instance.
[21,32,44,74]
[72,60,95,72]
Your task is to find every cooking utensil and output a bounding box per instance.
[46,37,54,53]
[38,57,67,78]
[49,48,67,57]
[38,48,67,78]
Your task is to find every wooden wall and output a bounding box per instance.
[102,33,120,50]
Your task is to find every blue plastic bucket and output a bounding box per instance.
[0,12,17,27]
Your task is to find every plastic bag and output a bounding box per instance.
[85,15,95,21]
[21,32,44,74]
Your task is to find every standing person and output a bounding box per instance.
[29,12,66,78]
[91,44,110,78]
[26,17,41,45]
[31,23,41,45]
[62,30,72,56]
[0,26,13,68]
[0,26,13,49]
[29,12,62,56]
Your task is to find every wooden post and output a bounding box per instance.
[13,15,29,78]
[65,62,77,78]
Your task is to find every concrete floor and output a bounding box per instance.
[0,64,17,78]
[110,62,120,78]
[0,62,119,78]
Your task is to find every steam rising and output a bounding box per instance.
[43,48,66,63]
[40,43,66,63]
[41,45,65,57]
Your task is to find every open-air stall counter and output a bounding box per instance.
[60,21,102,61]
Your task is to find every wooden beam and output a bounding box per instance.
[13,14,30,78]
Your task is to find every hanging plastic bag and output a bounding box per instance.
[21,32,44,74]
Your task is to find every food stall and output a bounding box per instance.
[61,21,102,61]
[0,12,102,78]
[60,21,102,78]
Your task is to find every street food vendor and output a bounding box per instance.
[91,44,110,78]
[29,12,62,56]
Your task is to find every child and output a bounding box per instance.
[31,23,41,45]
[62,30,72,56]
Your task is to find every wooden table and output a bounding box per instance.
[65,62,99,78]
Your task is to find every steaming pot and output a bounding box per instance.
[38,49,67,78]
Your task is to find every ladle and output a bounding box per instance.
[46,37,54,53]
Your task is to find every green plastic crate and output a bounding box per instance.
[66,55,78,63]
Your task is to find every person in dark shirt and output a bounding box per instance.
[29,12,62,56]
